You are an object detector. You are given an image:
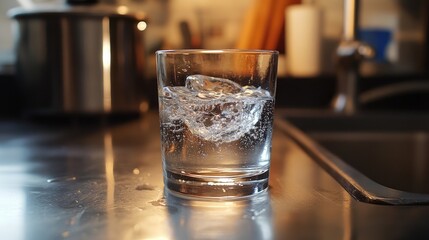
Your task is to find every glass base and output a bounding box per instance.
[164,169,269,199]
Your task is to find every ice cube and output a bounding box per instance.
[186,74,242,94]
[161,75,270,142]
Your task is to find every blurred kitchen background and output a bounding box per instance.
[0,0,428,118]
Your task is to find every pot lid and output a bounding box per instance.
[8,2,146,20]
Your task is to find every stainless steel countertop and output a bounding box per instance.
[1,112,429,240]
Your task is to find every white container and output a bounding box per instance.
[286,5,322,77]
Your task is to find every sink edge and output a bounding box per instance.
[275,118,429,206]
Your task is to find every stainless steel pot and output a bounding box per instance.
[9,3,147,115]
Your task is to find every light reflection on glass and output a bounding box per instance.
[102,17,112,112]
[165,190,273,239]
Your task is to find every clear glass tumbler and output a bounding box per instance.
[156,49,278,198]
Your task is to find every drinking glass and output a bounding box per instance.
[156,49,278,198]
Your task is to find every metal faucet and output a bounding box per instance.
[331,0,374,114]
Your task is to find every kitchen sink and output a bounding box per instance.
[277,109,429,205]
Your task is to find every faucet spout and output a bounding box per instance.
[331,0,374,114]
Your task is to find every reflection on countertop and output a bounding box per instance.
[1,112,429,239]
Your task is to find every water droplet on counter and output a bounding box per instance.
[148,197,178,214]
[135,184,156,191]
[47,176,77,183]
[150,197,167,207]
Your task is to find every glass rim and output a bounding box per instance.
[156,49,279,56]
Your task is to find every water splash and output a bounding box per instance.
[161,74,272,143]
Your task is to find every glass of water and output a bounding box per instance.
[156,49,278,198]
